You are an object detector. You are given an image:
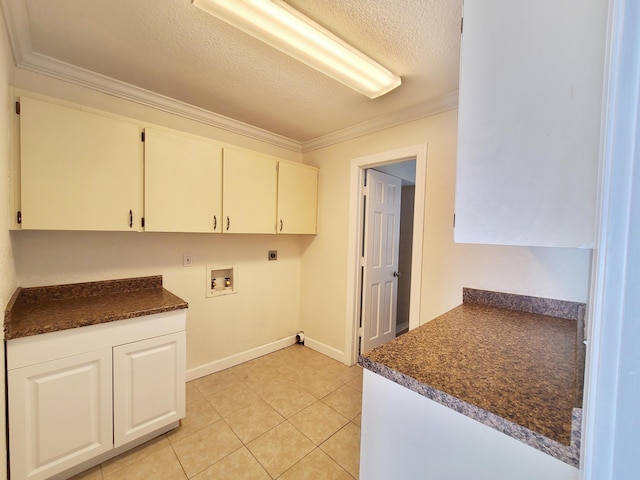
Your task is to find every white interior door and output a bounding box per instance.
[361,169,402,353]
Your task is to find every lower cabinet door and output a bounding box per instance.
[8,348,113,480]
[113,332,186,447]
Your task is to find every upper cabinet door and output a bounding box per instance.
[19,97,143,231]
[144,128,222,233]
[222,148,277,234]
[454,0,608,248]
[277,162,318,234]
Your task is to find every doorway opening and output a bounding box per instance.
[344,144,427,365]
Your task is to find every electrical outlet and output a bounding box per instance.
[183,253,193,267]
[268,250,277,261]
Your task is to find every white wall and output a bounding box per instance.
[0,7,17,479]
[9,71,305,375]
[13,232,302,371]
[300,109,592,355]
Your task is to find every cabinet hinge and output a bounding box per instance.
[15,101,20,115]
[141,131,145,142]
[16,211,22,224]
[141,217,145,228]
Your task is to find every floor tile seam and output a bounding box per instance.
[318,442,351,477]
[317,421,359,456]
[288,379,333,401]
[236,379,293,394]
[239,444,275,479]
[220,412,286,446]
[311,398,353,424]
[196,377,252,396]
[166,415,229,447]
[273,446,324,480]
[180,443,246,480]
[102,441,184,479]
[167,442,191,480]
[248,386,317,417]
[216,393,269,419]
[243,418,299,453]
[317,395,360,421]
[318,444,358,479]
[321,422,361,478]
[100,435,172,478]
[285,414,329,446]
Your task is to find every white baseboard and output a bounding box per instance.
[186,335,297,381]
[304,336,350,365]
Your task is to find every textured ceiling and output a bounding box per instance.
[4,0,462,145]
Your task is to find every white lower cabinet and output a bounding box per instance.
[7,311,186,480]
[360,370,578,480]
[8,349,113,480]
[113,333,186,447]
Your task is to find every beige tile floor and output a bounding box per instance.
[71,345,363,480]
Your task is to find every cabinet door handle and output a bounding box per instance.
[280,219,283,232]
[129,210,133,228]
[226,216,230,231]
[213,215,217,230]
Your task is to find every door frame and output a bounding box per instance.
[345,144,427,365]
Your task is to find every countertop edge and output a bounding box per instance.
[5,299,188,340]
[358,356,581,468]
[4,277,189,340]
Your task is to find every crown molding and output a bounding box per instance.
[301,90,459,152]
[1,0,303,152]
[19,52,304,152]
[1,0,459,155]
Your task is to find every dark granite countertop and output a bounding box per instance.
[359,288,585,467]
[4,276,188,340]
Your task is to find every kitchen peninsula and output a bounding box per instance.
[359,288,585,480]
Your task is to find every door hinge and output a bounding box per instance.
[460,17,464,34]
[141,131,145,142]
[16,211,22,224]
[453,213,456,228]
[362,185,369,196]
[141,217,145,228]
[15,101,20,115]
[357,336,362,356]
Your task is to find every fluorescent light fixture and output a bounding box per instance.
[192,0,401,98]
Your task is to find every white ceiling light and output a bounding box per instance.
[192,0,401,99]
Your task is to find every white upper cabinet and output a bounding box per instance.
[277,162,318,234]
[18,96,143,231]
[454,0,608,247]
[144,128,222,233]
[222,148,278,234]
